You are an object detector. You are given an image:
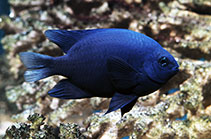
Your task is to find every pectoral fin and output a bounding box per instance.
[107,56,140,90]
[48,79,93,99]
[105,92,138,115]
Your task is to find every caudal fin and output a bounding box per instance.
[19,52,54,82]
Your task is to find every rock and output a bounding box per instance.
[4,113,57,139]
[59,123,86,139]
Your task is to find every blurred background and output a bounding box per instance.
[0,0,210,138]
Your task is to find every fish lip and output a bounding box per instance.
[146,65,179,85]
[173,66,179,73]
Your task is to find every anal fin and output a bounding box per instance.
[105,92,138,115]
[48,79,93,99]
[121,98,137,116]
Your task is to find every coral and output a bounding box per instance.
[59,123,86,139]
[4,113,57,139]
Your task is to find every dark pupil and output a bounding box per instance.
[159,57,168,67]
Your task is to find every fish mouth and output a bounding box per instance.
[174,61,180,72]
[173,66,179,73]
[146,64,179,85]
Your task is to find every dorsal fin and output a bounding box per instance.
[44,29,107,53]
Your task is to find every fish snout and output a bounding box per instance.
[173,66,179,73]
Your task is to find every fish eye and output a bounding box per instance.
[158,56,169,67]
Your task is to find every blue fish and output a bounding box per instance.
[19,28,179,116]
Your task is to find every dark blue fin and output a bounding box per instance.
[107,56,140,90]
[19,52,54,82]
[44,29,106,53]
[121,98,138,116]
[48,79,93,99]
[105,92,138,115]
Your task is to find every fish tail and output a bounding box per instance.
[19,52,54,82]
